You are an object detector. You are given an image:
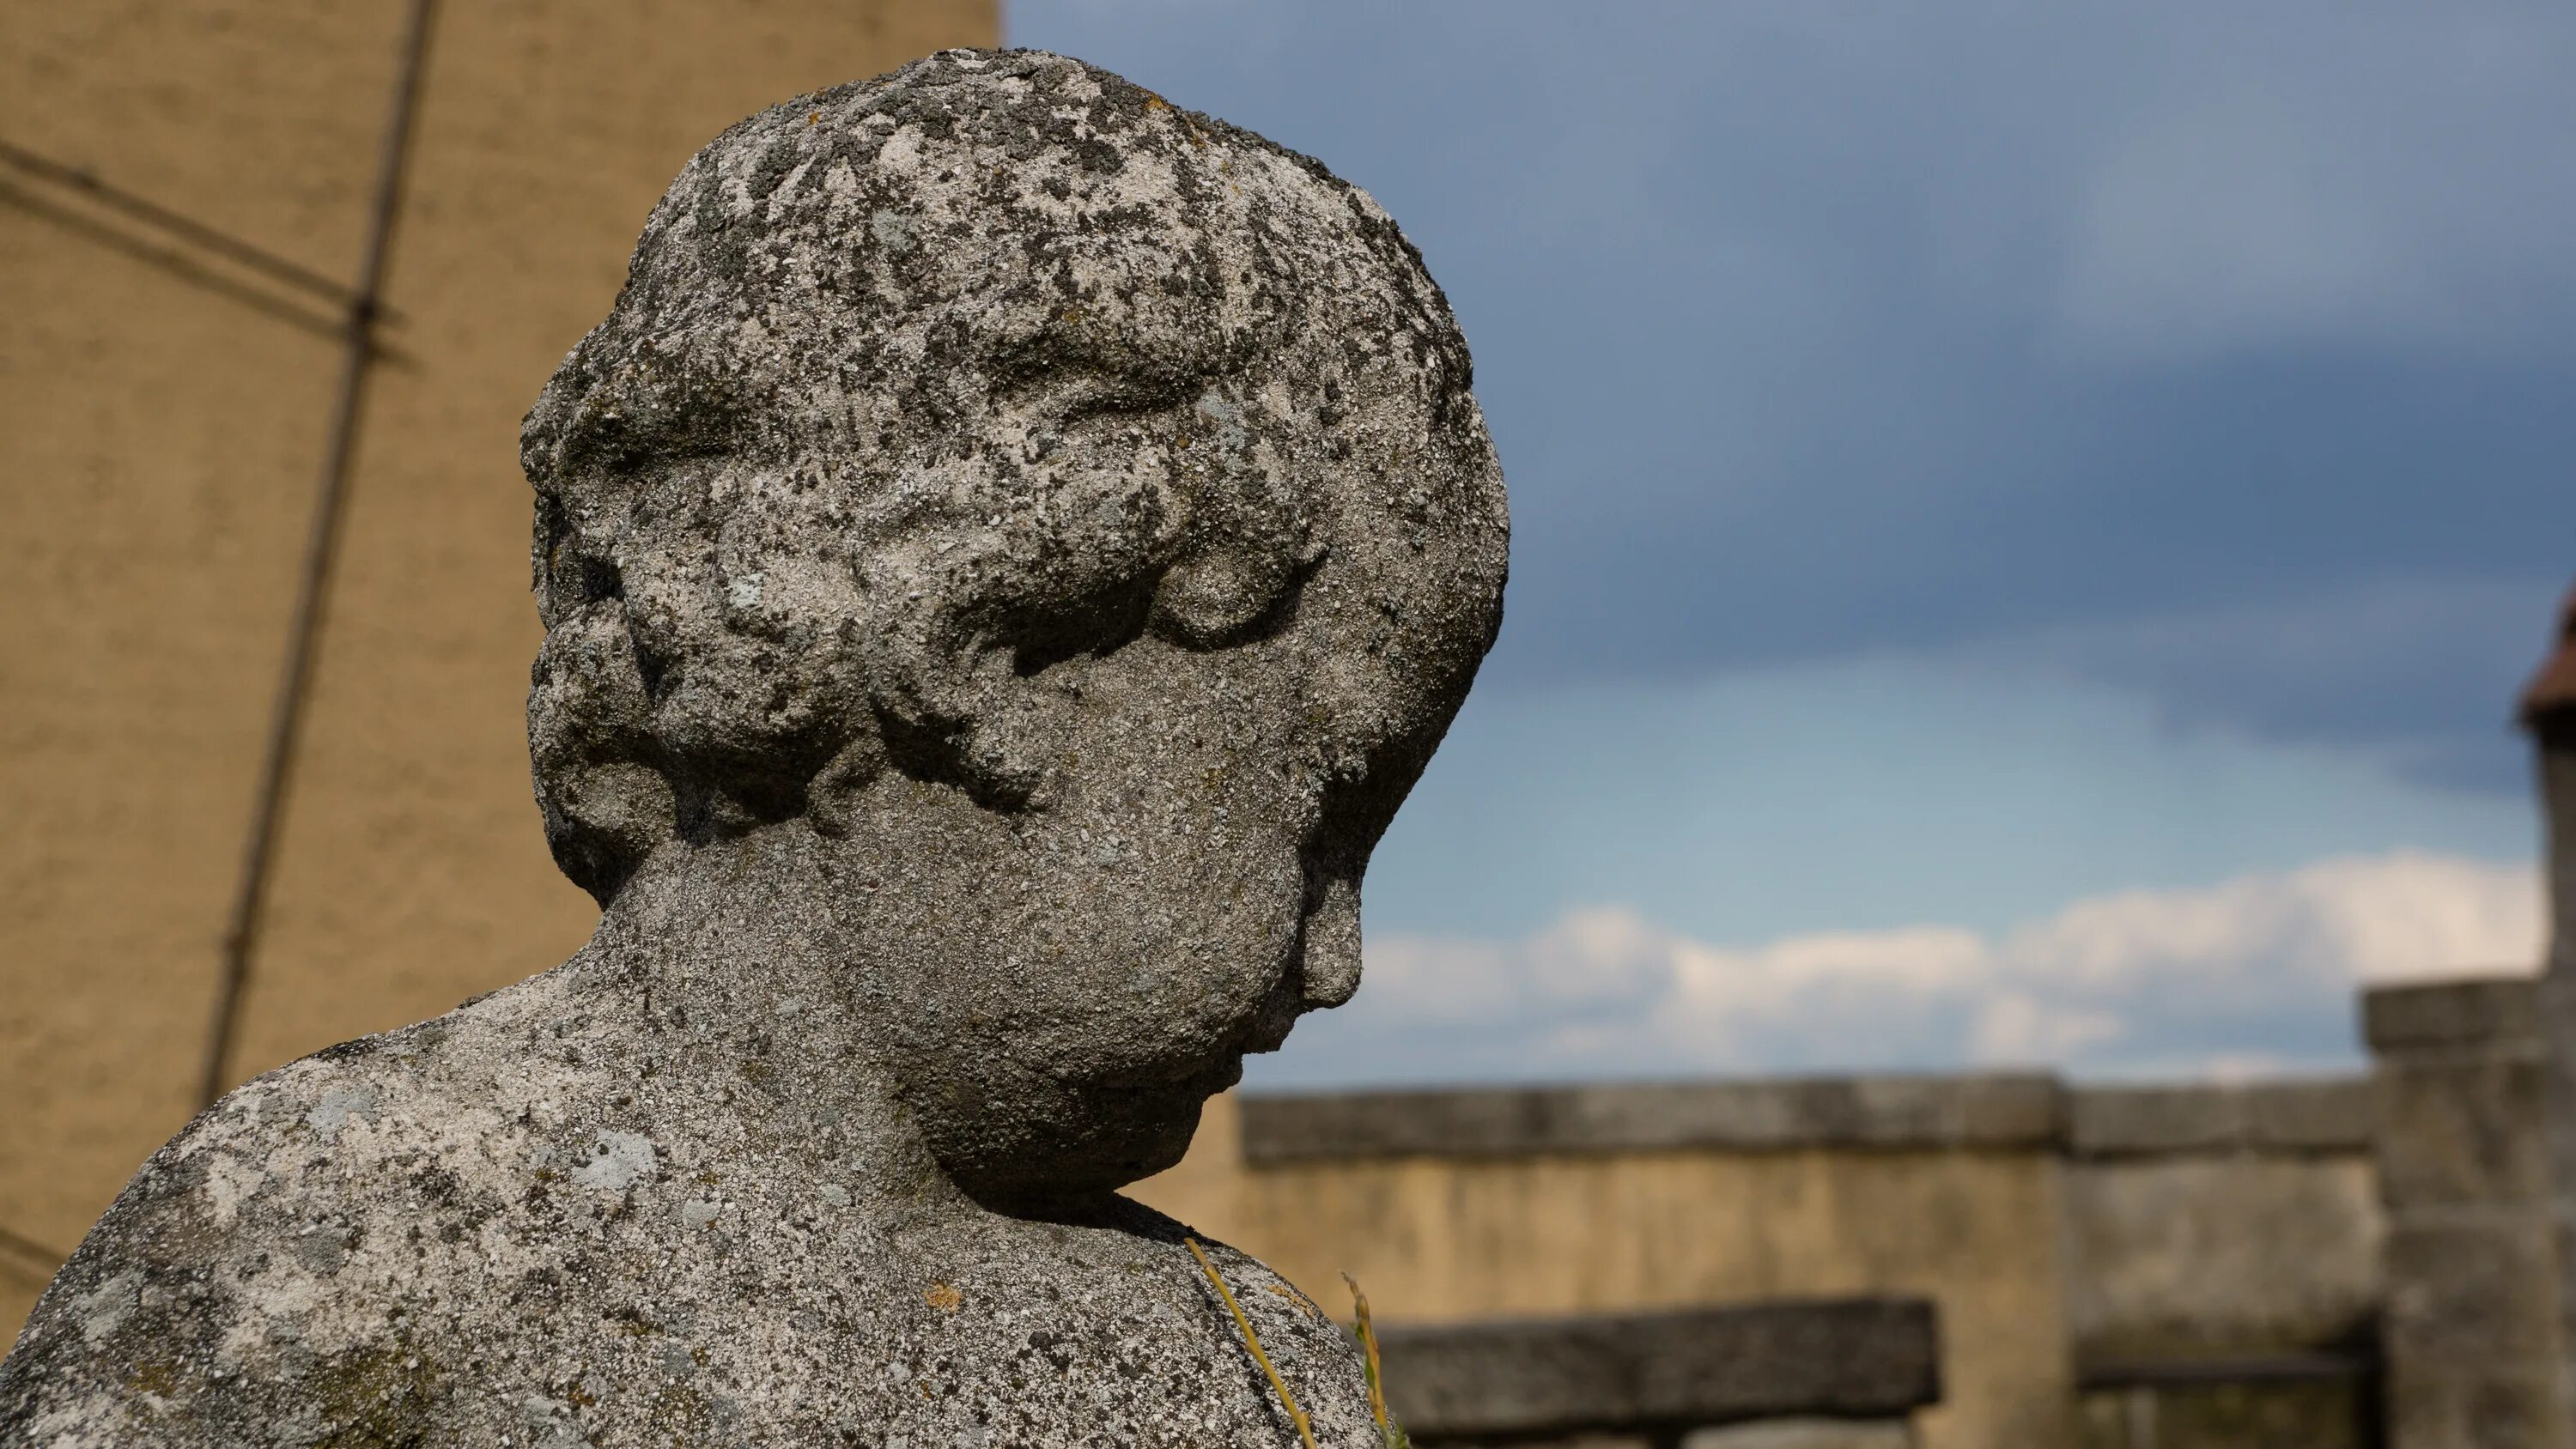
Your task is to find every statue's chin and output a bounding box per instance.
[935,1064,1234,1218]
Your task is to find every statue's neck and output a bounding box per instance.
[586,822,872,1017]
[551,824,969,1216]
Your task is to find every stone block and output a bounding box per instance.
[2365,979,2542,1053]
[2244,1079,2378,1154]
[2069,1080,2370,1159]
[2463,1371,2576,1449]
[1375,1298,1940,1440]
[2373,1052,2550,1209]
[2390,1367,2576,1449]
[2063,1157,2382,1364]
[1680,1418,1914,1449]
[2075,1375,2373,1449]
[1239,1076,2064,1163]
[2382,1222,2564,1366]
[2071,1087,2245,1157]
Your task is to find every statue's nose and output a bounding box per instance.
[1297,875,1364,1009]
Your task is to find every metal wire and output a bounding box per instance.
[0,136,402,322]
[197,0,441,1109]
[0,1222,67,1276]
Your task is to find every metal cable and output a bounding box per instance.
[198,0,440,1109]
[0,1222,67,1276]
[0,136,403,322]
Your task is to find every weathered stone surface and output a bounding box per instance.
[2375,1052,2551,1209]
[2367,972,2576,1448]
[1681,1420,1913,1449]
[1373,1300,1940,1440]
[2064,1157,2382,1366]
[1235,1076,2381,1167]
[2076,1376,2376,1449]
[1238,1076,2062,1163]
[2362,978,2541,1052]
[2524,603,2576,1415]
[2068,1081,2372,1160]
[0,45,1507,1447]
[2384,1222,2565,1367]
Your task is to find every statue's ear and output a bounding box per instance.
[860,630,1051,815]
[1151,538,1321,649]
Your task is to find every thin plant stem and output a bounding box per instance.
[1187,1237,1319,1449]
[1342,1273,1408,1449]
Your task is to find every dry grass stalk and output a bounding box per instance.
[1340,1272,1410,1449]
[1186,1237,1319,1449]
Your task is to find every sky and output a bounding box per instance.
[1007,0,2576,1088]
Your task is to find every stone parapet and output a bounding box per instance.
[1239,1076,2063,1162]
[1239,1075,2379,1165]
[2069,1081,2372,1160]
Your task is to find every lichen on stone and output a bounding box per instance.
[1,45,1504,1448]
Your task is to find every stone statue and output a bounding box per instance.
[0,47,1506,1448]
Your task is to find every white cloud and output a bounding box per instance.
[1280,852,2543,1085]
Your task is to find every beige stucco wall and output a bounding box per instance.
[0,0,409,1345]
[0,0,996,1348]
[1136,1096,2083,1449]
[221,0,1000,1083]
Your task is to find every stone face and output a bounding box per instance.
[0,46,1506,1447]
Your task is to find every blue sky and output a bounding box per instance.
[1007,1,2576,1086]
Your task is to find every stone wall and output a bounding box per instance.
[2066,1080,2381,1366]
[2367,976,2573,1447]
[2062,1082,2383,1448]
[1137,1074,2386,1449]
[2526,657,2576,1440]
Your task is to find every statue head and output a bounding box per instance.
[519,50,1506,1210]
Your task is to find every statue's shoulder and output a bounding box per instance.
[0,997,553,1445]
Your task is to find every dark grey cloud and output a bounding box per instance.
[1016,0,2576,792]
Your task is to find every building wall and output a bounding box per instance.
[1135,1077,2386,1449]
[2064,1156,2380,1365]
[2062,1082,2385,1367]
[0,0,996,1346]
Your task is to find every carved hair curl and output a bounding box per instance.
[521,51,1506,904]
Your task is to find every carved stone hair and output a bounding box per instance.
[520,49,1508,905]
